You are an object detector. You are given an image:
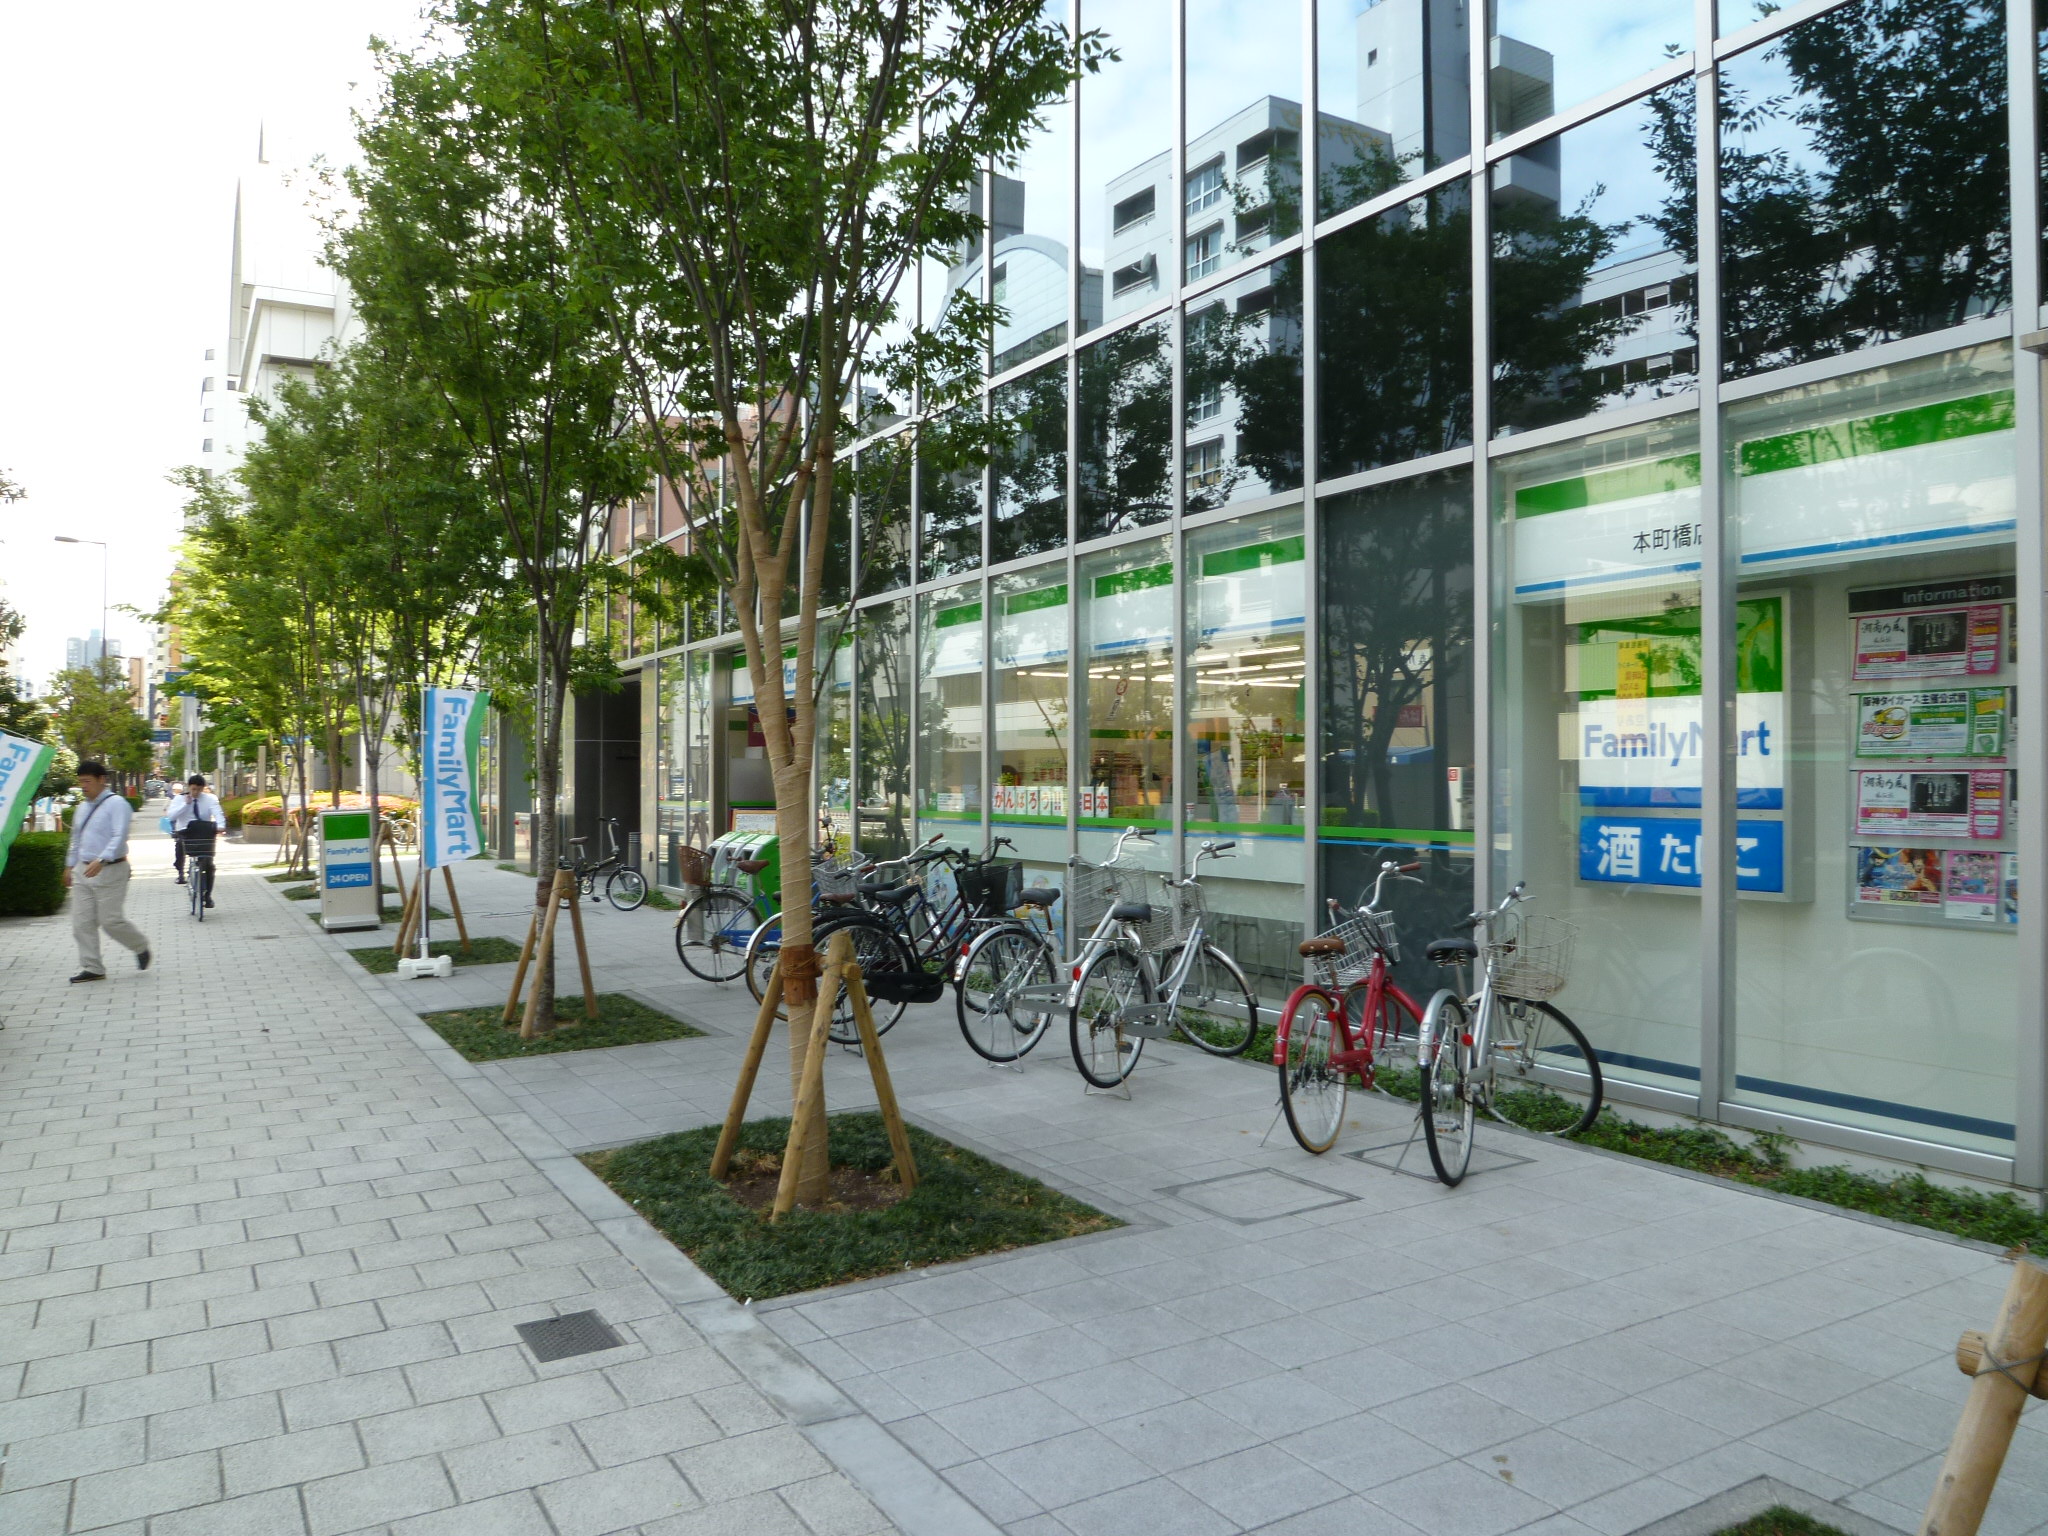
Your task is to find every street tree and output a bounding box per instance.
[48,658,151,782]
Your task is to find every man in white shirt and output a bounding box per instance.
[64,760,150,982]
[169,774,226,908]
[167,775,226,888]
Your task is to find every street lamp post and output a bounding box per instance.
[52,536,109,665]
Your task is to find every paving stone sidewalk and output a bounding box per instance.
[0,824,905,1536]
[369,861,2048,1536]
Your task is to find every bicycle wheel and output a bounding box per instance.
[606,867,649,912]
[956,924,1057,1062]
[1069,946,1151,1089]
[1164,942,1259,1056]
[1277,987,1347,1153]
[1418,990,1475,1186]
[674,889,755,983]
[1484,999,1602,1136]
[192,866,205,923]
[812,913,915,1044]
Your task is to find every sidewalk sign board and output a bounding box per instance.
[319,809,380,932]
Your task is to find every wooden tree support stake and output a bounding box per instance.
[442,866,471,953]
[1920,1253,2048,1535]
[518,870,573,1040]
[564,881,598,1021]
[503,901,541,1025]
[391,871,423,956]
[707,930,920,1223]
[504,870,598,1036]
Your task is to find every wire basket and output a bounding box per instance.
[956,859,1023,918]
[814,860,863,899]
[1162,879,1206,945]
[1485,912,1576,1001]
[1320,909,1399,985]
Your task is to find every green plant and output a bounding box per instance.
[0,831,68,917]
[347,937,524,974]
[417,994,702,1062]
[1710,1508,1851,1536]
[585,1113,1119,1299]
[219,794,258,829]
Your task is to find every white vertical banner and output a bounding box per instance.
[421,687,490,869]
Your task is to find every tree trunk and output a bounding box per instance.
[776,762,829,1204]
[525,649,568,1036]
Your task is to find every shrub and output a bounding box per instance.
[219,794,258,829]
[0,832,69,917]
[241,792,420,827]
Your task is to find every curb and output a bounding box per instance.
[265,870,1003,1536]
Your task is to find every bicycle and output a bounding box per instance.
[567,818,648,911]
[1275,859,1430,1153]
[1416,883,1603,1186]
[1066,835,1260,1090]
[180,827,218,921]
[676,837,866,983]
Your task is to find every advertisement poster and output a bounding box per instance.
[1855,846,1943,908]
[1851,605,2004,680]
[1943,850,2000,923]
[1852,770,2008,838]
[1970,771,2006,838]
[1854,692,1971,757]
[2003,854,2020,926]
[1576,815,1786,892]
[1969,689,2010,756]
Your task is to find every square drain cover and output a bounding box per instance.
[1344,1137,1533,1181]
[1159,1168,1358,1224]
[515,1310,625,1362]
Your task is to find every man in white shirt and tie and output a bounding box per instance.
[167,774,226,888]
[63,760,150,982]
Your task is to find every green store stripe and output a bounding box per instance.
[1093,563,1173,598]
[1320,825,1475,845]
[1514,455,1701,518]
[933,602,983,629]
[1003,585,1068,615]
[1200,535,1305,577]
[1736,388,2015,477]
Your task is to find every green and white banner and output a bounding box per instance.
[421,688,489,869]
[0,730,56,881]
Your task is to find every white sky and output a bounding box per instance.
[0,1,432,693]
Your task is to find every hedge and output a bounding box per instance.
[59,794,143,828]
[219,794,259,830]
[240,793,421,827]
[0,832,69,917]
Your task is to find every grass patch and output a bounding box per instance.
[583,1112,1120,1299]
[642,887,681,911]
[1710,1509,1851,1536]
[284,882,400,901]
[418,993,702,1062]
[264,870,314,884]
[345,937,525,974]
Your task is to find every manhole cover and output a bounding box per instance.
[1158,1168,1358,1224]
[1344,1137,1533,1181]
[515,1310,625,1362]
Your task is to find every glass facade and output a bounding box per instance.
[621,0,2045,1192]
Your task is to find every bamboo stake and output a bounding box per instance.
[710,967,785,1180]
[1920,1254,2048,1535]
[843,959,918,1192]
[771,956,845,1222]
[442,866,471,953]
[503,903,541,1024]
[563,879,598,1021]
[520,870,571,1039]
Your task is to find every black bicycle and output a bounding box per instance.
[568,818,649,911]
[180,827,218,920]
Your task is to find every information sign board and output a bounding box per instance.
[319,810,380,932]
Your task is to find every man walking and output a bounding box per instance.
[63,760,149,982]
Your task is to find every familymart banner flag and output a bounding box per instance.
[0,731,56,880]
[421,687,489,869]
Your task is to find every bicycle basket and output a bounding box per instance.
[1164,879,1206,945]
[1065,859,1127,930]
[675,846,708,888]
[814,860,863,899]
[1321,909,1399,985]
[956,859,1023,918]
[1485,912,1575,1001]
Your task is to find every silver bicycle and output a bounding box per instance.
[1416,882,1603,1186]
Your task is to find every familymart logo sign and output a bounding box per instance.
[421,688,489,869]
[0,730,56,880]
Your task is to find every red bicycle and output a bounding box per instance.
[1274,859,1427,1153]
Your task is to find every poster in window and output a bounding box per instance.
[1852,770,2005,838]
[1854,846,1943,908]
[2002,853,2020,926]
[1943,851,2000,923]
[1851,605,2004,680]
[1854,692,1970,757]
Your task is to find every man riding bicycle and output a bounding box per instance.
[169,774,226,908]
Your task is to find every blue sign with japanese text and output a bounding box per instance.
[1577,815,1785,893]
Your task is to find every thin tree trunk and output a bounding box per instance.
[527,639,568,1033]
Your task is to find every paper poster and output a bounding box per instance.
[2002,854,2020,926]
[1851,605,2005,680]
[1854,692,1971,757]
[1854,770,1972,837]
[1969,689,2009,756]
[1576,815,1786,892]
[1855,846,1943,908]
[1943,850,2000,923]
[1969,770,2005,838]
[1079,785,1111,818]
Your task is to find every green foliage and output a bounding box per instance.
[47,659,151,775]
[0,831,68,917]
[417,994,702,1062]
[1710,1509,1851,1536]
[585,1113,1119,1299]
[0,596,48,740]
[346,937,525,974]
[218,794,258,830]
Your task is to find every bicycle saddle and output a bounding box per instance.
[1015,887,1059,908]
[1425,937,1478,964]
[1110,901,1153,923]
[733,857,769,874]
[867,883,918,905]
[820,892,862,905]
[1299,936,1346,958]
